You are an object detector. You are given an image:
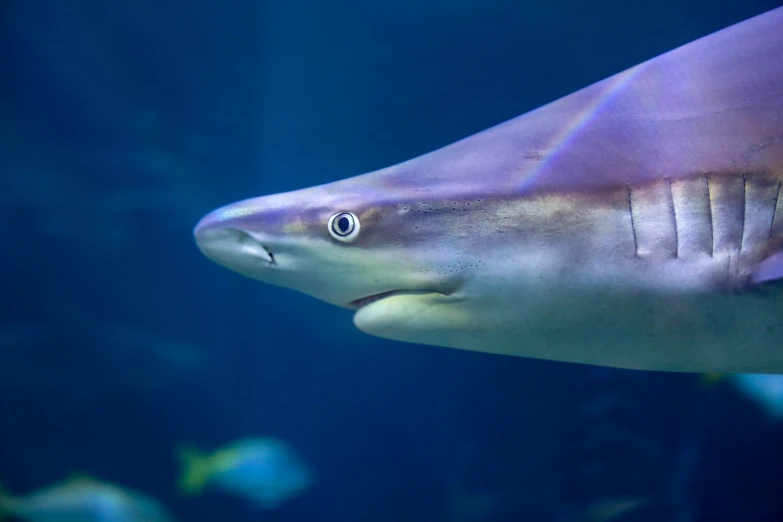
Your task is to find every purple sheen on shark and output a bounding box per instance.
[194,8,783,374]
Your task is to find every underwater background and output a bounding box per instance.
[2,0,783,521]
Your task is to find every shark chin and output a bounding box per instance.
[352,290,477,347]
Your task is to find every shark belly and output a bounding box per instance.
[448,278,783,373]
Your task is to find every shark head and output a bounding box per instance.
[194,165,490,347]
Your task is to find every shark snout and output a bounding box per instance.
[194,211,276,276]
[193,209,224,245]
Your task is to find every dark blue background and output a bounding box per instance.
[1,1,782,521]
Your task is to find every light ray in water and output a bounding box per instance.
[519,65,643,192]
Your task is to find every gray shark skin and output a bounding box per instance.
[194,7,783,373]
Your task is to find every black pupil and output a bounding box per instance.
[337,215,351,234]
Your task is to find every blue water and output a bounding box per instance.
[1,1,783,521]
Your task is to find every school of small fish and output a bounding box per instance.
[0,437,313,522]
[2,373,782,522]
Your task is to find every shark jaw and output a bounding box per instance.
[195,225,455,313]
[349,289,445,310]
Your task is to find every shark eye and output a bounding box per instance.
[328,212,360,242]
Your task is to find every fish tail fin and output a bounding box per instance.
[176,444,211,495]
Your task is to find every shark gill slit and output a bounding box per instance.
[666,177,679,258]
[626,183,638,257]
[705,176,715,257]
[770,181,782,238]
[739,173,747,253]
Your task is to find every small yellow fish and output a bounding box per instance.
[177,437,312,509]
[0,475,172,522]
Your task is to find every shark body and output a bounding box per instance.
[195,8,783,373]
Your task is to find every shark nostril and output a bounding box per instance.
[233,230,275,265]
[193,219,278,267]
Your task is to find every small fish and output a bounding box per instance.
[0,475,173,522]
[177,437,313,509]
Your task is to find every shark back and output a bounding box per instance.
[375,7,783,198]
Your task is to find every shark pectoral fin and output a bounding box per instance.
[752,250,783,284]
[353,291,479,346]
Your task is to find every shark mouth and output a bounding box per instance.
[349,289,449,309]
[350,290,400,309]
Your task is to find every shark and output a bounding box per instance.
[194,7,783,374]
